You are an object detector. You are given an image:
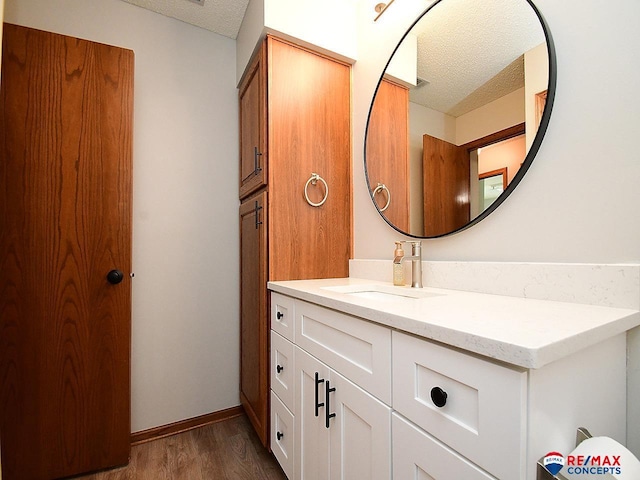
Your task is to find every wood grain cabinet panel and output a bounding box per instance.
[239,190,269,445]
[239,42,267,199]
[239,36,352,447]
[365,79,410,232]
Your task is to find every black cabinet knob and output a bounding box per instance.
[107,269,124,285]
[277,311,284,320]
[277,431,284,441]
[277,364,284,374]
[430,386,448,408]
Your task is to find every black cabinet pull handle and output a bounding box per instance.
[314,372,325,417]
[276,364,284,374]
[277,311,284,320]
[325,380,336,428]
[430,386,448,408]
[277,431,284,441]
[254,146,263,174]
[254,200,263,229]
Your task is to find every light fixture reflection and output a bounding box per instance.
[374,0,396,21]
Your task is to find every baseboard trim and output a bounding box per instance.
[130,405,244,446]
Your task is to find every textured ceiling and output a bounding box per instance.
[121,0,547,117]
[408,0,546,117]
[121,0,250,39]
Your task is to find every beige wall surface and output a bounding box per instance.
[3,0,240,433]
[347,0,640,455]
[350,0,640,263]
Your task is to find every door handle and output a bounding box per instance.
[254,146,263,174]
[254,201,263,229]
[106,269,124,285]
[325,380,336,428]
[314,372,325,417]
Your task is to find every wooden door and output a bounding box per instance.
[365,79,410,232]
[423,134,470,236]
[239,42,267,200]
[0,24,133,479]
[267,37,351,281]
[239,191,269,446]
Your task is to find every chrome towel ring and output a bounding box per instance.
[304,173,328,207]
[372,183,391,212]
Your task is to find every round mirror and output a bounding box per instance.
[365,0,556,237]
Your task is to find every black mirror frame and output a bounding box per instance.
[364,0,557,238]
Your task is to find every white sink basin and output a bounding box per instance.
[321,284,443,301]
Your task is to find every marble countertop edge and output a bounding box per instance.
[268,278,640,369]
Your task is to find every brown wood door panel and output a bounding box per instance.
[0,24,133,479]
[267,37,351,281]
[239,191,269,446]
[423,134,470,237]
[239,42,267,200]
[365,79,410,232]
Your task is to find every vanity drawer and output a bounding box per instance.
[272,292,295,342]
[295,300,391,404]
[393,413,496,480]
[392,331,526,480]
[271,330,295,412]
[271,390,295,480]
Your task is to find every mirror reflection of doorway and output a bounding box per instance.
[470,133,525,217]
[422,129,526,236]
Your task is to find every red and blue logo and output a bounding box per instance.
[543,452,566,475]
[543,450,625,477]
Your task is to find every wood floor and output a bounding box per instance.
[73,415,286,480]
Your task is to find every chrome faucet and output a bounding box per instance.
[393,241,423,288]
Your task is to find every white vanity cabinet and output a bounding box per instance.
[393,331,527,479]
[392,331,526,479]
[270,288,629,480]
[270,294,296,479]
[295,347,391,480]
[270,293,392,480]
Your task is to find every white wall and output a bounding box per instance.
[4,0,240,432]
[352,0,640,265]
[350,0,640,455]
[236,0,358,84]
[455,87,525,145]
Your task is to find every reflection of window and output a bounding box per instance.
[479,168,507,211]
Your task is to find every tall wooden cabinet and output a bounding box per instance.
[365,79,410,232]
[238,36,352,447]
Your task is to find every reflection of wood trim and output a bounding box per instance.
[536,90,548,129]
[461,123,525,152]
[480,167,508,190]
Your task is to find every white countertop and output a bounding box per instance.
[268,277,640,369]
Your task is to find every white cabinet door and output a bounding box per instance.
[328,370,391,480]
[392,413,496,480]
[294,346,391,480]
[296,347,331,480]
